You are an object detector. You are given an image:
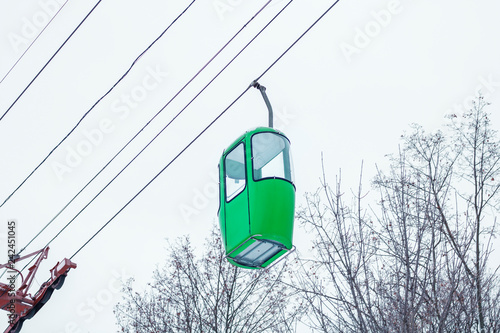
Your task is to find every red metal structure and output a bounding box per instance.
[0,247,76,333]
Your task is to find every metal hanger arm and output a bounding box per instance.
[250,80,273,128]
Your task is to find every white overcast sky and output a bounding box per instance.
[1,0,500,332]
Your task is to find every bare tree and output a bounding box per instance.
[294,164,384,333]
[295,97,500,332]
[114,225,304,333]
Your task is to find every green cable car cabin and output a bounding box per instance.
[218,127,295,269]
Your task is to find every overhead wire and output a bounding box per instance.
[18,0,289,280]
[0,0,196,208]
[4,0,345,323]
[70,0,343,259]
[17,0,341,274]
[17,0,275,257]
[0,0,69,86]
[0,0,102,123]
[69,87,252,261]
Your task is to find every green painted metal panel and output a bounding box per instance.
[248,179,294,248]
[223,189,250,252]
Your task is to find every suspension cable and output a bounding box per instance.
[0,0,102,123]
[70,0,342,259]
[16,0,291,277]
[17,0,275,256]
[70,86,251,260]
[0,0,196,208]
[0,0,69,86]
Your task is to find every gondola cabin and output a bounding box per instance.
[218,127,295,269]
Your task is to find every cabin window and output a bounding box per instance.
[252,132,293,183]
[225,143,246,201]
